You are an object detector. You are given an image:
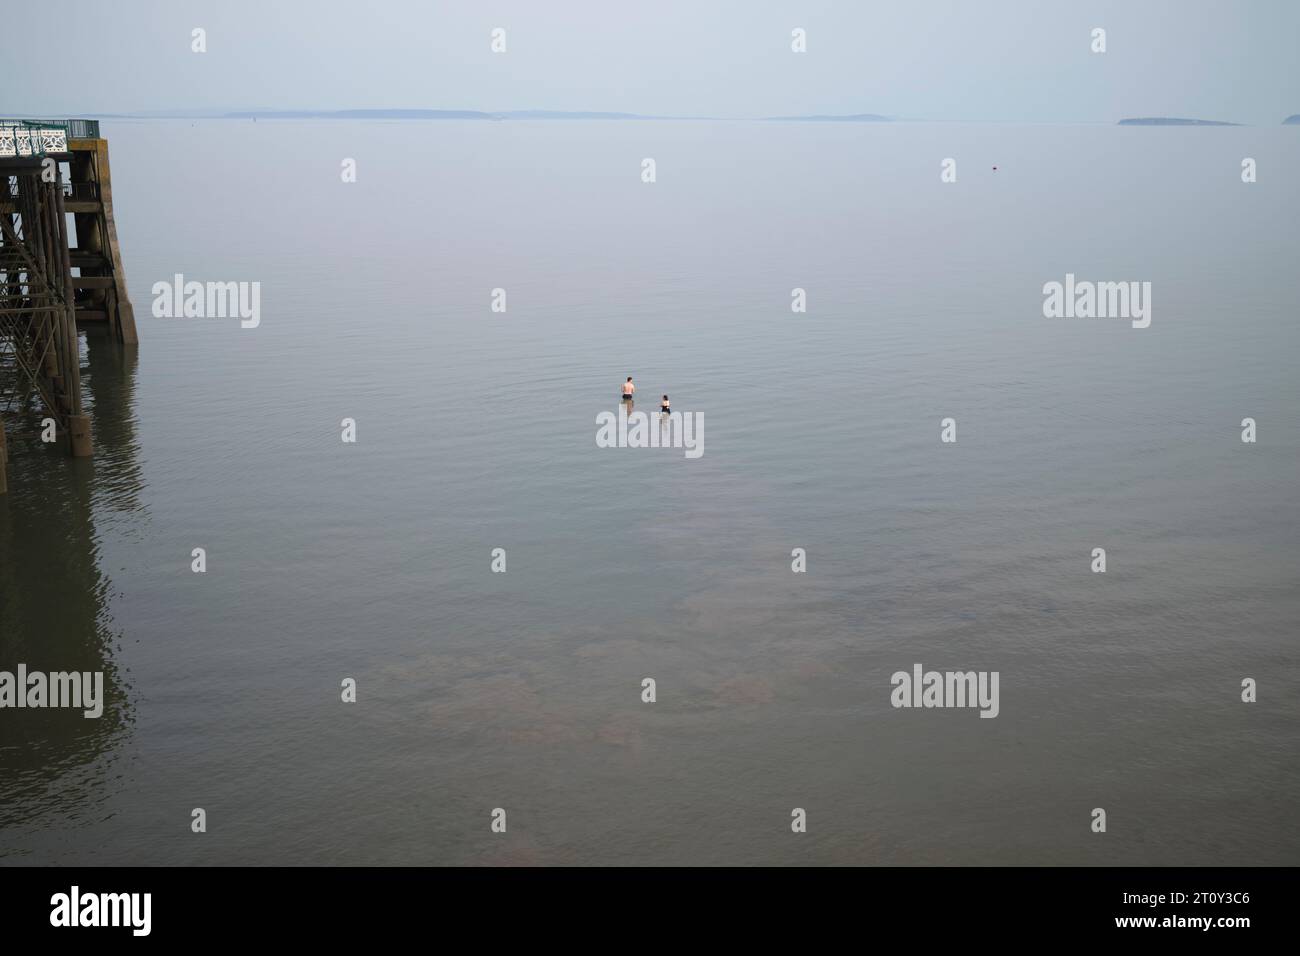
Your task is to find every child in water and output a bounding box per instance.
[660,395,670,414]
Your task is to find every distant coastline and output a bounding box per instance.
[221,109,898,123]
[9,108,1300,124]
[225,109,657,121]
[2,108,899,123]
[764,113,892,122]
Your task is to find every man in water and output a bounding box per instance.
[622,376,635,401]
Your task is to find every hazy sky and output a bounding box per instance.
[6,0,1299,123]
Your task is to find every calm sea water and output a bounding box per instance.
[2,119,1298,865]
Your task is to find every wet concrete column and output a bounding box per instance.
[68,415,93,458]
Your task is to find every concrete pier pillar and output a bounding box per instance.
[68,135,138,344]
[68,415,93,457]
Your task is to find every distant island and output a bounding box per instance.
[1118,117,1239,126]
[1284,115,1300,125]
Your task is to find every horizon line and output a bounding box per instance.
[6,108,1294,126]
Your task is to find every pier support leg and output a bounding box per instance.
[68,415,93,458]
[71,138,138,344]
[0,418,7,494]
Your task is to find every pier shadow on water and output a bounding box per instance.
[0,332,140,842]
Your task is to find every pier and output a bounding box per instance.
[0,118,135,489]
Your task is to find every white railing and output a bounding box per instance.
[0,124,71,159]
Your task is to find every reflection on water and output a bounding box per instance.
[0,332,141,838]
